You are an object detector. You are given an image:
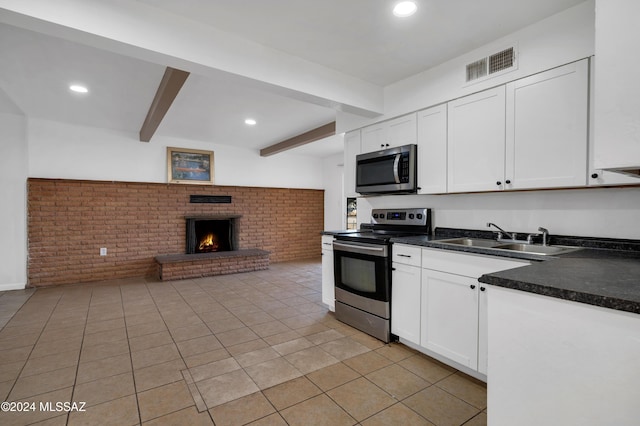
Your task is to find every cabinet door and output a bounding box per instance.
[594,0,640,172]
[361,113,417,153]
[361,123,386,154]
[477,284,489,375]
[421,269,479,369]
[587,58,640,186]
[386,113,417,149]
[321,248,335,311]
[344,130,361,198]
[448,86,506,193]
[505,60,588,189]
[417,104,447,194]
[391,263,421,345]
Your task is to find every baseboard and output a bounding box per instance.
[0,282,27,292]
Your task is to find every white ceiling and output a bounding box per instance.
[0,0,586,158]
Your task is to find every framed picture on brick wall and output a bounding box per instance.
[167,147,214,184]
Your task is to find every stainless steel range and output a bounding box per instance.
[333,208,431,342]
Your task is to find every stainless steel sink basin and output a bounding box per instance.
[436,238,503,248]
[494,243,581,255]
[435,238,582,256]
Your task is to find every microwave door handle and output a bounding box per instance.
[393,154,401,184]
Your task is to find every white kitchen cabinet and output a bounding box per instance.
[421,269,480,369]
[417,104,448,194]
[587,58,640,186]
[447,86,506,193]
[504,59,589,190]
[321,235,335,311]
[392,263,422,345]
[593,0,640,176]
[420,247,529,376]
[343,130,361,198]
[361,113,417,154]
[391,244,422,345]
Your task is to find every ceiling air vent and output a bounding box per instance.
[489,47,515,74]
[466,58,488,82]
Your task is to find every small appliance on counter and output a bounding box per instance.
[332,208,432,342]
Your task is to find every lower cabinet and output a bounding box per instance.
[391,244,529,379]
[421,269,480,369]
[391,262,421,345]
[321,235,335,311]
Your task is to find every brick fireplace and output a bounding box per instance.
[27,178,324,287]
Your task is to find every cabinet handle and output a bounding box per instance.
[496,181,502,186]
[470,284,476,290]
[480,287,486,292]
[380,144,385,148]
[505,179,511,184]
[591,173,599,179]
[398,254,411,258]
[392,267,396,271]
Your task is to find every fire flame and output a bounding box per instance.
[198,233,219,252]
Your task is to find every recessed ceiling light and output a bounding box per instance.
[244,118,257,126]
[393,1,417,17]
[69,84,88,93]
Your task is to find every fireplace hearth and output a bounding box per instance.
[186,216,240,254]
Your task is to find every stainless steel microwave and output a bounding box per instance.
[356,144,417,195]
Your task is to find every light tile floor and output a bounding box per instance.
[0,260,487,425]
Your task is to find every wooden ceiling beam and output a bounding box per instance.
[139,67,190,142]
[260,121,336,157]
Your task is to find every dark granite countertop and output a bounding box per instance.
[391,228,640,315]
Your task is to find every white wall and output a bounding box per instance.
[0,112,27,290]
[323,151,344,231]
[357,187,640,240]
[27,118,324,189]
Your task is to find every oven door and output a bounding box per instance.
[332,240,390,303]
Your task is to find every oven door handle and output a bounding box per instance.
[333,241,388,257]
[393,153,401,184]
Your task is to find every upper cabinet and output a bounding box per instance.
[343,130,361,198]
[504,59,588,190]
[448,60,590,193]
[361,113,417,154]
[593,0,640,177]
[417,104,448,194]
[448,86,507,193]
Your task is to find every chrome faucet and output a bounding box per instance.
[538,227,549,246]
[486,223,516,241]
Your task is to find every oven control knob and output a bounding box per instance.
[373,213,378,218]
[409,214,414,219]
[417,214,423,219]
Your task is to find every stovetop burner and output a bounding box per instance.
[333,208,432,244]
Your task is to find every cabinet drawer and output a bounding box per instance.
[393,244,422,267]
[421,247,528,278]
[321,235,334,249]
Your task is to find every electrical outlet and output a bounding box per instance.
[100,248,107,256]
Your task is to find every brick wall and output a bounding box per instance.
[27,178,324,287]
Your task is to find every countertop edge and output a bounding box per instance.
[479,274,640,315]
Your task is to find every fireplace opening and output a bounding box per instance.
[195,221,230,253]
[186,216,240,254]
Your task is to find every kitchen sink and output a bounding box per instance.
[436,238,503,248]
[494,243,581,255]
[435,238,582,256]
